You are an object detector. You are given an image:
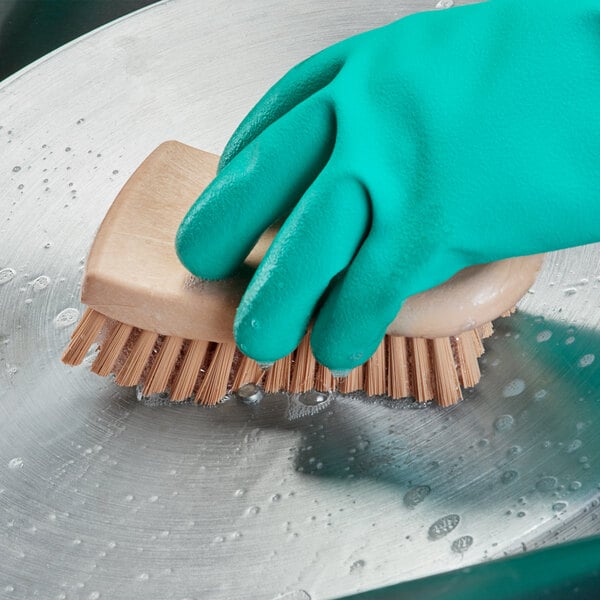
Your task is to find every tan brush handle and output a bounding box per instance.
[83,141,543,342]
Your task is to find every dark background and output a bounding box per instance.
[0,0,159,82]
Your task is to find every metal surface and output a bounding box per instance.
[0,0,599,598]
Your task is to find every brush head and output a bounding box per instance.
[64,141,544,407]
[83,140,542,343]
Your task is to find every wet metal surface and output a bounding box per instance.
[1,1,599,598]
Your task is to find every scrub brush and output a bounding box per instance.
[61,141,543,406]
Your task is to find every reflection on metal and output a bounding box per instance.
[0,0,599,598]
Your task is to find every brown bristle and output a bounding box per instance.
[232,354,262,391]
[91,321,133,376]
[471,328,486,357]
[289,335,316,393]
[338,365,363,394]
[114,329,158,387]
[365,340,386,396]
[61,308,106,366]
[477,322,494,340]
[387,335,410,400]
[431,337,462,407]
[500,306,517,318]
[411,338,434,403]
[195,342,236,405]
[454,332,481,389]
[142,335,184,396]
[170,339,209,402]
[64,307,502,407]
[264,353,292,393]
[315,363,334,392]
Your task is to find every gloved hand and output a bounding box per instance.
[176,0,600,372]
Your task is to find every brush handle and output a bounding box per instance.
[83,141,542,342]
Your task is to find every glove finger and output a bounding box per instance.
[234,176,370,363]
[219,45,345,170]
[311,229,465,372]
[176,97,336,280]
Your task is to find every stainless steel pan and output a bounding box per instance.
[1,1,599,598]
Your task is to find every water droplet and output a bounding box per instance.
[237,383,263,403]
[148,495,158,503]
[271,493,282,503]
[350,559,366,571]
[565,336,575,345]
[502,379,525,398]
[137,573,149,582]
[4,586,15,593]
[428,514,460,540]
[552,502,568,512]
[536,330,552,343]
[563,287,578,296]
[566,439,582,453]
[506,445,522,458]
[536,476,558,493]
[250,319,259,329]
[54,308,79,328]
[578,354,595,368]
[451,535,473,553]
[403,485,431,508]
[300,390,328,406]
[569,480,582,491]
[494,414,514,432]
[501,470,518,484]
[287,391,332,420]
[436,0,454,8]
[534,389,547,400]
[516,511,526,518]
[8,457,23,469]
[112,170,119,175]
[65,147,72,152]
[234,488,246,497]
[245,505,260,517]
[0,268,16,285]
[89,592,101,600]
[31,275,50,291]
[12,165,21,172]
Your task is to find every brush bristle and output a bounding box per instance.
[195,342,236,405]
[61,308,107,365]
[62,307,506,406]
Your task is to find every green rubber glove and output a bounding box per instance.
[176,0,600,372]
